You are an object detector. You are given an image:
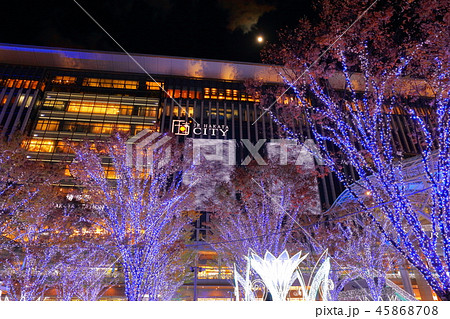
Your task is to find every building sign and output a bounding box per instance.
[172,120,229,137]
[172,119,190,135]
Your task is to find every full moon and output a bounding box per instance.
[257,36,264,43]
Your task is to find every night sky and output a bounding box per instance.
[0,0,314,62]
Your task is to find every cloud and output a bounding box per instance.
[218,0,275,33]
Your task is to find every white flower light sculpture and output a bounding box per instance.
[295,252,331,301]
[234,262,255,301]
[249,250,308,301]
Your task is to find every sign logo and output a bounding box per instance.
[172,120,190,135]
[171,120,229,137]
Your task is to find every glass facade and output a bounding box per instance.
[27,91,159,162]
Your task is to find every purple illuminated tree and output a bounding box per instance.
[262,0,449,299]
[0,232,59,300]
[0,136,60,232]
[314,217,402,301]
[0,137,65,300]
[56,245,118,301]
[69,133,196,301]
[0,192,69,301]
[209,161,318,276]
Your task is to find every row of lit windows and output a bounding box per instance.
[25,139,116,179]
[164,105,245,120]
[146,81,164,91]
[27,139,83,154]
[27,139,57,153]
[206,108,239,120]
[67,101,134,116]
[64,163,115,179]
[82,78,139,90]
[34,119,155,135]
[0,94,34,107]
[166,89,202,100]
[42,100,158,117]
[62,122,132,135]
[28,124,153,153]
[0,78,45,90]
[196,266,233,280]
[52,76,165,91]
[203,88,259,102]
[42,99,66,111]
[35,120,59,131]
[164,88,260,101]
[169,106,194,117]
[52,76,77,85]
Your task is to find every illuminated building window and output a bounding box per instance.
[64,165,72,176]
[62,122,89,133]
[35,120,60,131]
[27,139,55,153]
[17,94,33,108]
[196,266,233,280]
[52,76,77,85]
[196,89,203,99]
[43,100,66,111]
[232,90,239,100]
[169,89,191,99]
[0,78,43,91]
[165,89,174,98]
[133,125,155,135]
[210,88,218,99]
[254,92,260,102]
[138,107,158,117]
[82,78,139,90]
[218,89,225,99]
[90,123,131,135]
[146,81,164,90]
[104,166,117,179]
[173,106,194,117]
[1,95,8,105]
[225,89,232,100]
[61,122,131,135]
[56,141,75,154]
[67,101,133,116]
[203,88,210,99]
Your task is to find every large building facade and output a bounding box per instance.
[0,43,349,209]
